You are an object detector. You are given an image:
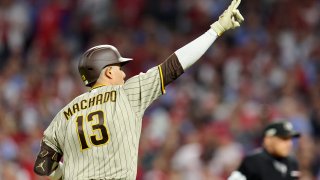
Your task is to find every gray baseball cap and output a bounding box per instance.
[263,121,300,138]
[78,45,132,86]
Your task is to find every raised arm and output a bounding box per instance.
[160,0,244,86]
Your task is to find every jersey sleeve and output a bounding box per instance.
[42,112,64,154]
[123,66,165,116]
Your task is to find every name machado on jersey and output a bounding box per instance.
[64,90,117,120]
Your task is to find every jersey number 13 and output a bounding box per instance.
[76,110,109,150]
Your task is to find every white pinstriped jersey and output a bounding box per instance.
[43,66,165,180]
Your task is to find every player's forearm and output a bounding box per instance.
[159,0,244,86]
[175,29,218,70]
[159,29,218,86]
[168,0,244,71]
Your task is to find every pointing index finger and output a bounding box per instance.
[229,0,241,10]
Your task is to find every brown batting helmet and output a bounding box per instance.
[78,45,132,87]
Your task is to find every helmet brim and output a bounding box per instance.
[119,57,133,66]
[119,57,133,63]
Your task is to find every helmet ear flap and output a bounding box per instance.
[78,64,99,87]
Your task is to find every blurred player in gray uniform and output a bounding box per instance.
[34,0,244,179]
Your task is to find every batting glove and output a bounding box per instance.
[211,0,244,36]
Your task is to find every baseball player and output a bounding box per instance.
[34,0,244,179]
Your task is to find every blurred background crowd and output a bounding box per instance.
[0,0,320,179]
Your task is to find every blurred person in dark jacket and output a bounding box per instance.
[228,121,300,180]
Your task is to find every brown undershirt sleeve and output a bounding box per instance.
[160,53,184,86]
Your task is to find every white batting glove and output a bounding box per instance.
[211,0,244,36]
